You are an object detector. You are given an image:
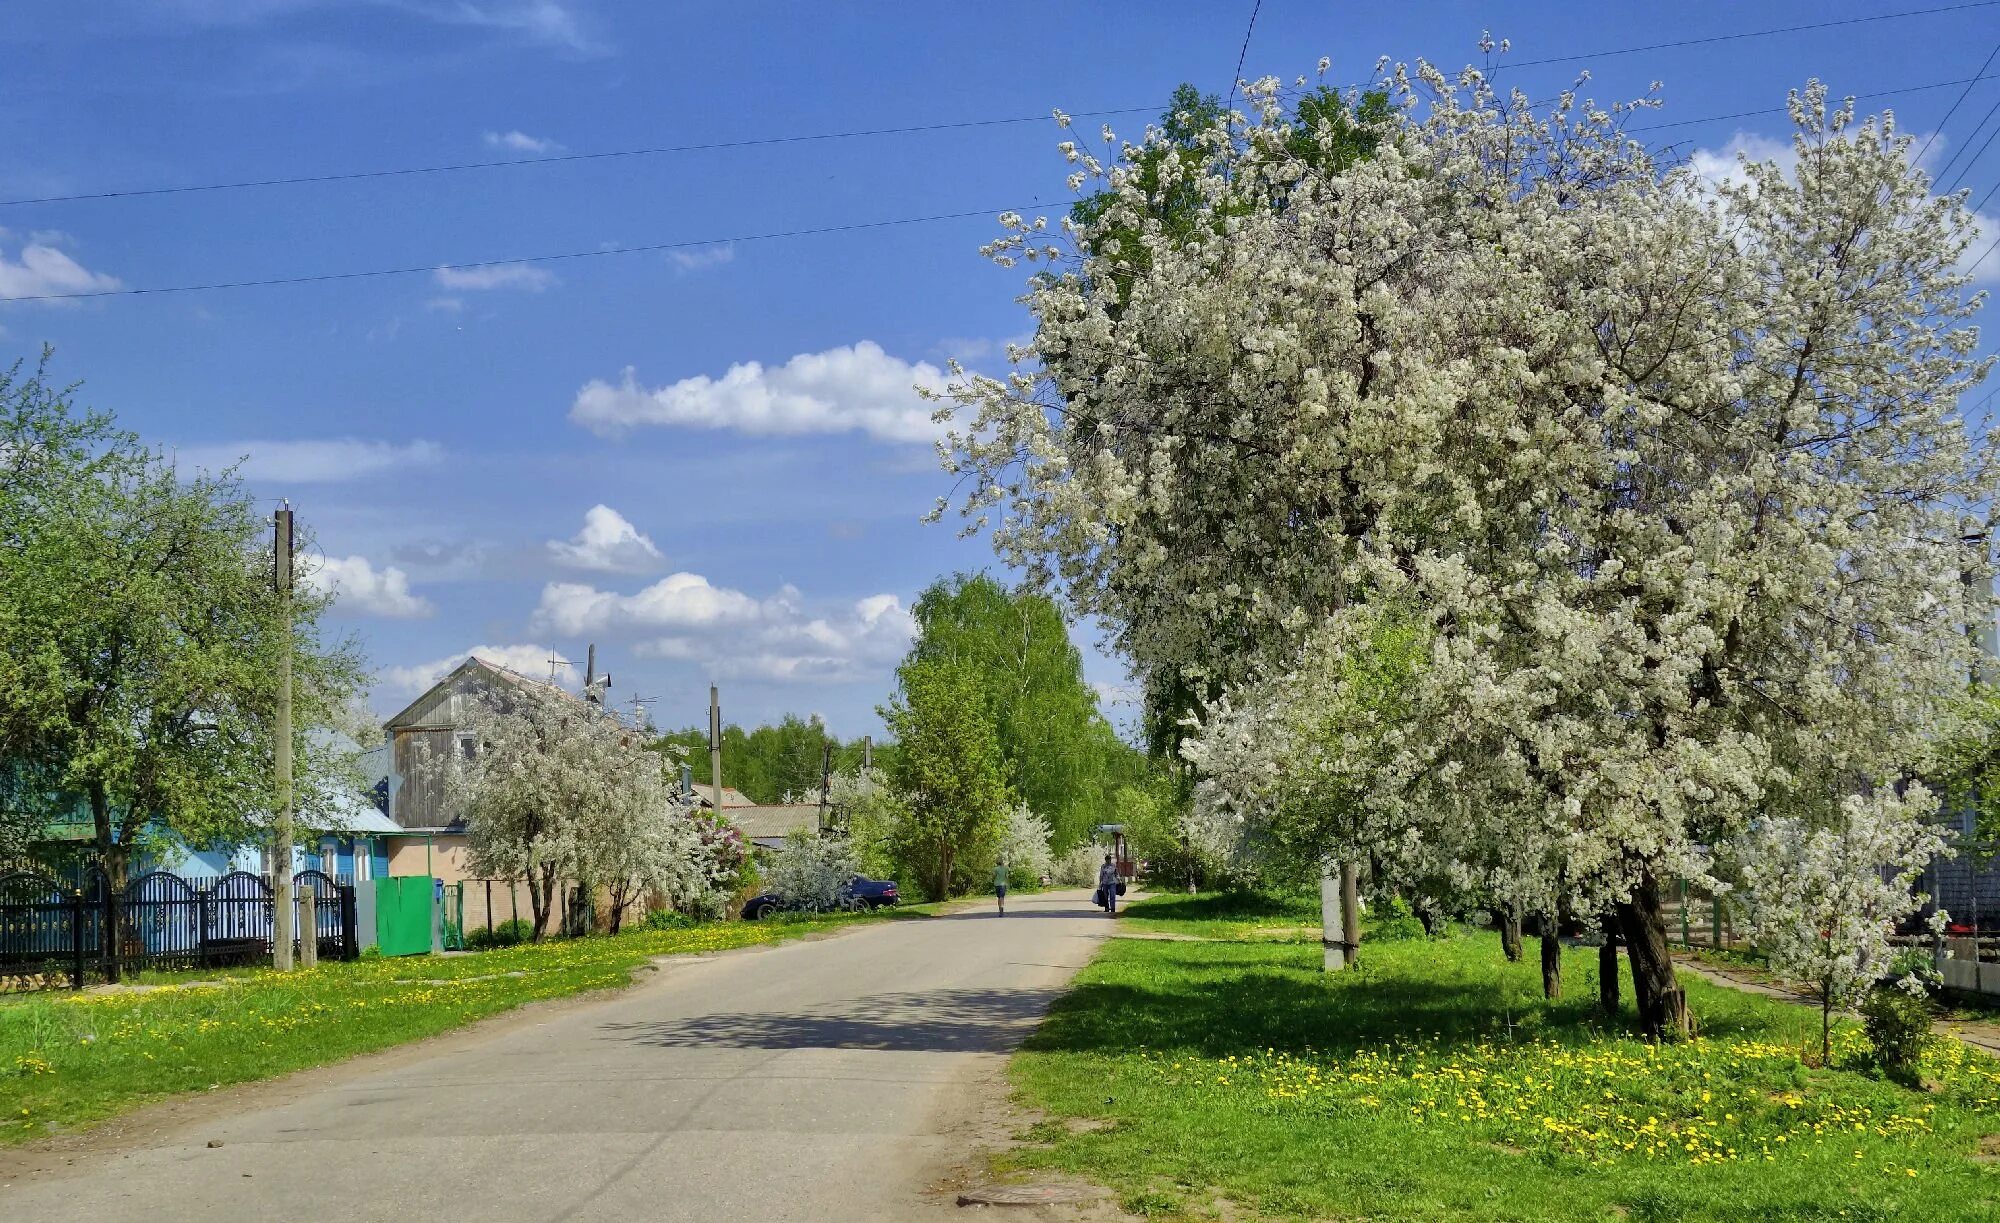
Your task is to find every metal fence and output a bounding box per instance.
[0,867,357,990]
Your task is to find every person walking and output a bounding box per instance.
[1096,853,1120,917]
[992,859,1009,916]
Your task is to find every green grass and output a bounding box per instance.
[0,910,882,1143]
[1111,889,1322,942]
[1003,893,2000,1222]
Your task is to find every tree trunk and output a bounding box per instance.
[88,784,124,983]
[1617,873,1688,1040]
[1598,914,1621,1015]
[527,864,556,942]
[1540,916,1562,1000]
[1499,903,1523,962]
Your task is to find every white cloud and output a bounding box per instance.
[668,243,734,273]
[424,296,464,313]
[1689,130,1999,285]
[547,504,663,573]
[568,341,952,443]
[0,239,121,302]
[381,643,573,699]
[1091,680,1142,708]
[442,1,601,54]
[531,574,915,683]
[304,555,434,618]
[432,263,555,291]
[483,129,563,154]
[176,438,441,483]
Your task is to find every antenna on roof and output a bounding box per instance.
[545,655,572,684]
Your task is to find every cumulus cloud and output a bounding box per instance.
[176,437,441,483]
[304,555,433,618]
[432,263,555,291]
[546,504,663,573]
[667,242,734,273]
[568,340,951,443]
[381,643,573,699]
[1689,129,2000,285]
[530,573,916,683]
[483,129,563,154]
[0,237,121,302]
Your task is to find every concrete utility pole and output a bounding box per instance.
[708,685,725,816]
[584,643,597,701]
[272,505,295,972]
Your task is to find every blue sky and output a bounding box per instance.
[3,0,1997,737]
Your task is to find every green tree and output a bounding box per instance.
[0,358,365,903]
[905,573,1141,849]
[883,655,1009,899]
[653,713,877,804]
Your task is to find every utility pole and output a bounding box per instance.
[862,735,872,770]
[708,685,725,815]
[272,505,296,973]
[583,643,597,701]
[816,742,834,833]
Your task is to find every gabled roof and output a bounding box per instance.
[729,804,821,843]
[384,654,581,730]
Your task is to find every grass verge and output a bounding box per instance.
[1001,894,2000,1222]
[0,910,881,1144]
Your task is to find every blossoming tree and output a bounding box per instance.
[1729,793,1949,1062]
[941,57,1994,1037]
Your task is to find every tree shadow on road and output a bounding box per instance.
[598,987,1068,1054]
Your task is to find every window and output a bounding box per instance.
[457,733,477,761]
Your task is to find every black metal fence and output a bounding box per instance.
[0,867,357,990]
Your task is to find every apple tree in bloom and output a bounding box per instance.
[1727,792,1949,1063]
[447,678,718,940]
[761,827,861,913]
[997,801,1055,885]
[941,56,1995,1037]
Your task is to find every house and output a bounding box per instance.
[380,654,586,883]
[730,804,824,851]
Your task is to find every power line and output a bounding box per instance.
[0,108,1157,209]
[1944,117,2000,194]
[1627,73,2000,133]
[1917,40,2000,164]
[1224,0,1263,109]
[1932,84,2000,185]
[0,206,1017,303]
[1503,2,2000,72]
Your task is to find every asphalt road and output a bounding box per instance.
[3,888,1120,1223]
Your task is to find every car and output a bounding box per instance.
[740,874,899,920]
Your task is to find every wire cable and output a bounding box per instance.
[1627,72,2000,133]
[1932,89,2000,186]
[0,207,1019,303]
[1225,0,1263,109]
[1918,40,2000,163]
[0,109,1156,209]
[1504,2,2000,73]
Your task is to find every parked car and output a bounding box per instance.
[740,875,899,919]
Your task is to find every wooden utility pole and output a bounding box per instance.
[708,685,724,815]
[862,735,872,770]
[272,505,295,972]
[816,742,834,833]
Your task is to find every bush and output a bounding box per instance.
[1368,896,1428,942]
[1859,987,1932,1076]
[1053,843,1104,888]
[643,908,696,932]
[466,918,533,950]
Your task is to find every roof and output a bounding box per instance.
[694,786,757,810]
[384,654,582,731]
[729,804,821,843]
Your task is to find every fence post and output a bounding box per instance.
[485,878,494,936]
[197,885,211,962]
[1678,878,1690,950]
[299,885,317,969]
[339,885,359,961]
[69,886,85,990]
[1711,894,1722,950]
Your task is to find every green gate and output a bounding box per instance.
[373,876,434,956]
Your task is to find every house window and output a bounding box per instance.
[457,733,477,761]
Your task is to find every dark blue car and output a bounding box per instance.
[741,875,899,919]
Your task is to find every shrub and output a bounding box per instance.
[1859,987,1933,1076]
[466,918,533,950]
[643,908,696,932]
[1054,842,1106,888]
[1368,896,1428,942]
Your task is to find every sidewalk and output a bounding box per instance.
[1675,955,2000,1058]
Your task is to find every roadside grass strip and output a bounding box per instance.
[0,911,879,1143]
[1004,896,2000,1222]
